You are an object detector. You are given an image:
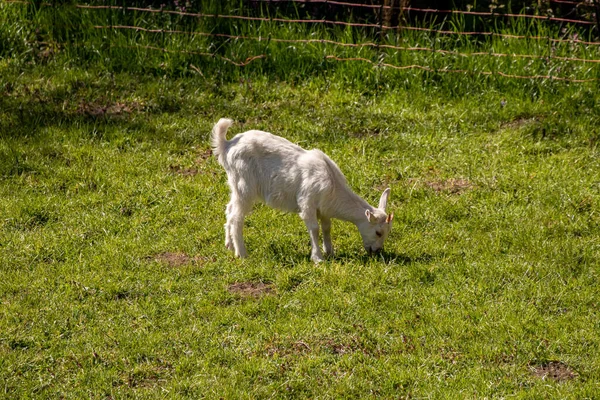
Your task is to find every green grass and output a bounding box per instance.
[1,0,600,397]
[1,59,599,397]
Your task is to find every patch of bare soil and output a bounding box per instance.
[169,149,213,176]
[169,165,199,176]
[531,361,577,382]
[77,101,142,118]
[118,361,172,388]
[374,179,400,193]
[263,334,386,358]
[264,338,358,357]
[501,116,540,130]
[264,340,311,357]
[319,338,360,355]
[228,282,275,298]
[196,148,213,162]
[155,252,190,267]
[154,252,213,268]
[426,178,474,194]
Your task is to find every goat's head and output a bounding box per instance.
[358,188,394,254]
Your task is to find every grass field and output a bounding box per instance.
[1,61,599,398]
[2,1,600,398]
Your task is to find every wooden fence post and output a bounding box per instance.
[593,0,600,37]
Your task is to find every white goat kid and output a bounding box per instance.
[211,118,393,262]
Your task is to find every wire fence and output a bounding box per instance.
[72,3,600,29]
[5,0,600,83]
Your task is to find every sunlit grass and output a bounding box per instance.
[1,62,599,397]
[1,1,600,397]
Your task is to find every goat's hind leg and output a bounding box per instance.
[227,196,251,258]
[224,202,234,252]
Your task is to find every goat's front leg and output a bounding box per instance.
[321,217,333,257]
[300,210,323,263]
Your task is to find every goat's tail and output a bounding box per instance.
[211,118,233,164]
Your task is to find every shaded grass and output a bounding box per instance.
[1,60,599,397]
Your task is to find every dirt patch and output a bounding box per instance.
[169,165,199,176]
[348,126,386,138]
[374,179,400,193]
[501,116,540,130]
[263,335,382,358]
[531,361,577,382]
[155,252,190,267]
[196,148,213,162]
[426,178,474,194]
[440,348,462,364]
[228,282,275,298]
[265,340,311,357]
[77,101,142,118]
[319,338,360,355]
[118,361,172,388]
[169,149,213,176]
[154,252,213,267]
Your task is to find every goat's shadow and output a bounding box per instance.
[330,250,439,265]
[265,240,440,266]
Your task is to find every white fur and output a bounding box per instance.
[211,118,393,262]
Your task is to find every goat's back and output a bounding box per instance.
[225,130,305,162]
[222,130,337,212]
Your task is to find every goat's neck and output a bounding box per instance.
[329,184,374,225]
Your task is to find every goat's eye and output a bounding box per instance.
[376,231,382,237]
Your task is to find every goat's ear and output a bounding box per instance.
[386,213,394,224]
[365,209,375,222]
[378,188,391,211]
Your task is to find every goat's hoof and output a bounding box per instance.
[311,255,324,264]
